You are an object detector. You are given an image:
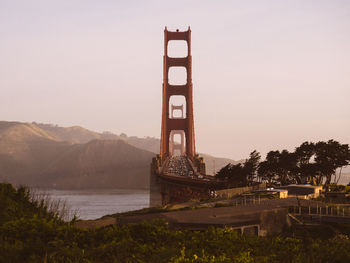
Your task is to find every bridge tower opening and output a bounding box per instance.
[160,27,196,159]
[170,104,184,119]
[169,104,186,156]
[170,130,185,156]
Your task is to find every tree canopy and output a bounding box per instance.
[215,150,261,187]
[216,140,350,187]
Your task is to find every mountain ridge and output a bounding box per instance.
[0,121,238,189]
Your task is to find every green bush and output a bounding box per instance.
[1,183,350,262]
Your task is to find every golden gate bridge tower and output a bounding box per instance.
[160,26,195,159]
[150,27,222,207]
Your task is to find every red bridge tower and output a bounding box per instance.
[160,27,196,159]
[150,27,209,207]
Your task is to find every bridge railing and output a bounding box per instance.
[211,195,350,217]
[288,204,350,217]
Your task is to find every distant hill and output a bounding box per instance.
[200,153,242,175]
[36,122,238,173]
[342,166,350,174]
[38,139,155,189]
[0,121,155,189]
[338,173,350,185]
[0,121,239,189]
[0,121,70,184]
[336,165,350,185]
[36,123,105,144]
[36,122,160,153]
[126,136,160,154]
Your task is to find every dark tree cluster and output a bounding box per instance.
[216,140,350,187]
[215,150,261,187]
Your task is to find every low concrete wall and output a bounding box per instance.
[117,205,289,237]
[259,208,289,236]
[216,183,266,199]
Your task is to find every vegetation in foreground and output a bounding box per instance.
[1,183,350,263]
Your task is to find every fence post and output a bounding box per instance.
[326,206,328,215]
[316,204,318,214]
[309,206,310,215]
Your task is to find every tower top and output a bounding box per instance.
[164,26,191,42]
[164,26,191,33]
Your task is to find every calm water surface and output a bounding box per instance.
[36,189,150,220]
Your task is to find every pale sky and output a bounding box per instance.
[1,0,349,160]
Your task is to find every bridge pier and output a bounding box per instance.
[150,157,162,207]
[150,155,215,207]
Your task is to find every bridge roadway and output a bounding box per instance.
[158,155,225,190]
[163,156,195,177]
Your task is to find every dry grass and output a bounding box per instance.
[29,188,79,222]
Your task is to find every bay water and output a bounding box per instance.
[35,189,149,220]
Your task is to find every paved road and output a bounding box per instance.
[165,156,194,177]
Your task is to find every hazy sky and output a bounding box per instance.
[1,0,349,160]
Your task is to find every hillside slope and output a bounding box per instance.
[0,122,155,189]
[39,139,155,189]
[0,121,70,183]
[36,123,122,144]
[200,153,242,175]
